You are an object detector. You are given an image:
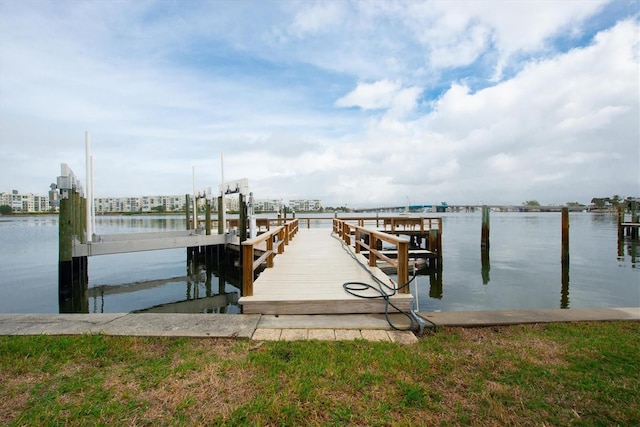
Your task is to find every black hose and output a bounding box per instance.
[332,232,437,332]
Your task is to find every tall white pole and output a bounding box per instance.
[220,152,226,233]
[85,131,93,241]
[91,155,96,236]
[192,166,197,230]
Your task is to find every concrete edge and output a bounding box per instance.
[419,307,640,327]
[0,308,637,339]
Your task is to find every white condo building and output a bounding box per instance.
[0,190,51,213]
[288,199,323,212]
[1,190,322,214]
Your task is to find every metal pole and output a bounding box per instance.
[90,155,95,237]
[192,166,197,230]
[85,132,92,240]
[220,152,226,233]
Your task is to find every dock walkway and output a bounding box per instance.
[239,228,413,315]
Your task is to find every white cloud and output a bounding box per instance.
[291,1,346,36]
[0,1,637,207]
[335,80,402,110]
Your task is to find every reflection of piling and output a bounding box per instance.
[618,206,624,240]
[481,248,490,285]
[561,262,570,309]
[561,208,569,265]
[428,269,443,299]
[481,205,490,251]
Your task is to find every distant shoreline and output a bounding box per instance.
[0,208,623,217]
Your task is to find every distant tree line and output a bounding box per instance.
[591,195,639,211]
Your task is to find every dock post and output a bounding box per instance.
[57,173,88,313]
[185,194,193,261]
[241,242,253,296]
[204,198,213,264]
[239,193,247,243]
[58,189,74,299]
[205,198,211,235]
[481,205,490,251]
[218,195,224,235]
[185,194,191,229]
[397,240,409,292]
[561,208,569,265]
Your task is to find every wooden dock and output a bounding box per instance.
[239,228,413,315]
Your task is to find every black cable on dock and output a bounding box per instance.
[331,232,437,333]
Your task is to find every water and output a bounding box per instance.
[0,212,638,313]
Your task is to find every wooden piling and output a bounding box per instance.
[58,192,73,287]
[185,194,191,230]
[481,205,490,251]
[239,193,247,243]
[561,207,570,309]
[218,195,224,235]
[561,208,569,265]
[205,199,211,236]
[58,185,88,313]
[428,229,442,269]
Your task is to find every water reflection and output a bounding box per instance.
[561,263,570,309]
[96,215,186,233]
[618,235,639,268]
[427,268,443,299]
[62,249,240,314]
[481,248,490,285]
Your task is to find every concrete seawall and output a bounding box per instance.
[0,307,638,345]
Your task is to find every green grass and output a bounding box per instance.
[1,322,638,426]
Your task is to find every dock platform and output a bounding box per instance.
[239,229,413,315]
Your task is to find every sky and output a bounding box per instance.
[0,0,638,208]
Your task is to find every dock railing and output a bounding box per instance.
[332,218,410,292]
[201,215,443,234]
[241,218,299,296]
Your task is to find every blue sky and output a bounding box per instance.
[1,0,638,207]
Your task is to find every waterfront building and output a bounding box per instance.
[254,199,283,213]
[94,195,187,213]
[0,190,51,213]
[288,199,323,212]
[1,189,322,215]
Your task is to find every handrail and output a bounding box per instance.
[200,215,442,231]
[332,218,410,291]
[241,218,299,296]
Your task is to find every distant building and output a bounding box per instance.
[254,199,283,212]
[94,195,187,213]
[0,190,51,213]
[1,189,323,214]
[288,199,323,212]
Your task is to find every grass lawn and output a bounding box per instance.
[1,321,638,426]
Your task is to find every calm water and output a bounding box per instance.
[0,212,638,313]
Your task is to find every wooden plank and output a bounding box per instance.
[239,229,413,314]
